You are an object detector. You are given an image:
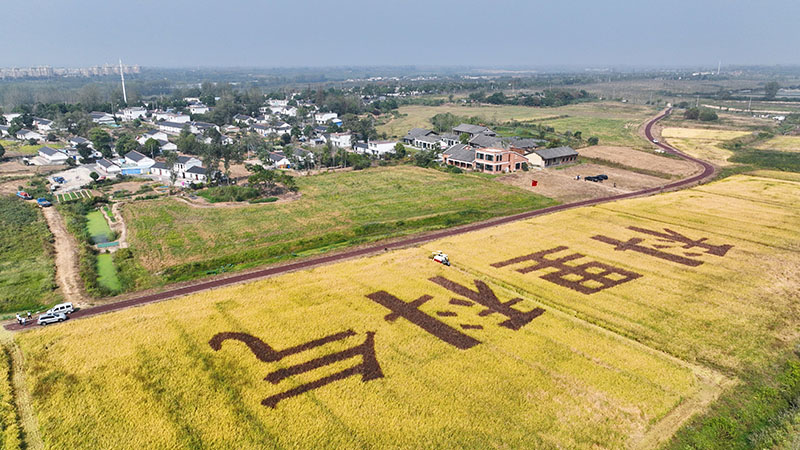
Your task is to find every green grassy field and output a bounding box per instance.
[377,102,657,148]
[96,254,121,292]
[86,210,112,244]
[0,140,63,156]
[122,166,558,287]
[0,197,58,313]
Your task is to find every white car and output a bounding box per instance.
[37,312,67,326]
[652,139,659,144]
[47,302,74,315]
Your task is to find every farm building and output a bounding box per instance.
[526,146,579,168]
[121,151,155,175]
[96,158,121,176]
[90,111,116,125]
[35,146,69,165]
[16,128,43,141]
[452,123,495,139]
[442,144,475,170]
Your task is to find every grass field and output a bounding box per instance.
[0,197,58,314]
[377,102,657,148]
[756,135,800,153]
[661,128,752,166]
[122,166,557,286]
[13,173,800,448]
[0,140,63,156]
[96,254,121,292]
[86,210,112,244]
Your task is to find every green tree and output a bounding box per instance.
[699,109,719,122]
[684,107,700,120]
[163,150,180,188]
[115,134,139,155]
[143,138,161,158]
[89,172,99,182]
[88,127,113,157]
[393,142,406,159]
[459,133,470,145]
[76,143,93,163]
[764,81,780,100]
[0,143,5,160]
[587,137,599,146]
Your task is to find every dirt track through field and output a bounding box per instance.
[5,109,715,331]
[40,207,86,307]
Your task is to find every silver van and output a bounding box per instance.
[47,302,74,315]
[37,312,66,326]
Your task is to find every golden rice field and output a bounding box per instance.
[661,128,751,166]
[14,173,800,449]
[756,135,800,153]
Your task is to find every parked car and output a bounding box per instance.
[53,176,66,183]
[37,312,67,326]
[652,139,659,144]
[597,174,609,180]
[36,198,52,207]
[584,176,601,182]
[47,302,74,315]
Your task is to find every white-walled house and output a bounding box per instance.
[268,99,289,107]
[174,155,202,173]
[33,117,53,132]
[188,103,209,115]
[153,111,191,123]
[190,121,217,135]
[121,150,155,175]
[270,106,297,117]
[159,140,178,152]
[137,130,169,145]
[96,158,121,176]
[366,140,397,157]
[90,111,115,125]
[16,129,43,141]
[314,112,338,125]
[37,146,68,165]
[158,121,188,135]
[118,107,147,121]
[329,133,352,149]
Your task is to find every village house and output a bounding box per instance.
[452,123,495,140]
[233,114,254,124]
[149,161,170,177]
[36,146,69,165]
[366,140,397,157]
[403,128,437,146]
[329,132,352,149]
[16,128,43,141]
[190,121,217,135]
[33,117,53,132]
[270,106,297,117]
[473,147,529,173]
[90,111,116,125]
[442,144,475,170]
[268,152,291,169]
[526,146,579,168]
[0,125,9,137]
[96,158,121,176]
[188,103,210,115]
[413,134,441,150]
[182,165,207,182]
[153,111,191,123]
[314,112,339,125]
[137,130,170,145]
[118,107,147,121]
[68,136,92,148]
[268,99,289,107]
[158,121,188,135]
[159,140,178,152]
[174,155,203,173]
[121,150,155,175]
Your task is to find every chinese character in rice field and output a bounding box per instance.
[591,226,733,267]
[209,330,383,408]
[490,246,642,294]
[428,277,545,331]
[365,278,544,349]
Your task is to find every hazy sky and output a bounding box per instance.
[5,0,799,68]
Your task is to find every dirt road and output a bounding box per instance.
[40,207,86,306]
[5,108,714,331]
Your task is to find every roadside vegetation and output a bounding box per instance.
[0,197,58,314]
[0,347,21,450]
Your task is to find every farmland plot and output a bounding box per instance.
[15,174,800,448]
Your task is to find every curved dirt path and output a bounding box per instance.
[6,109,714,330]
[40,207,86,306]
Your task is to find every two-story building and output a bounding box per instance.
[473,147,529,173]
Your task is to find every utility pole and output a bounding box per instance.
[696,95,700,108]
[717,60,721,76]
[748,96,752,111]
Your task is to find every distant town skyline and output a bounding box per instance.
[6,0,800,68]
